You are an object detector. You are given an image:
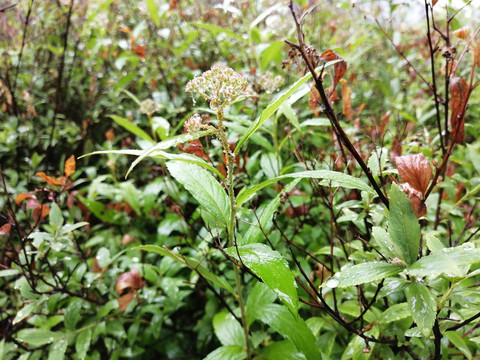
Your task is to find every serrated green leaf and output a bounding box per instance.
[405,281,436,337]
[166,161,230,227]
[235,72,313,153]
[255,304,321,360]
[16,329,59,346]
[213,312,245,347]
[237,170,374,207]
[109,115,154,143]
[204,345,247,360]
[324,262,403,288]
[445,332,472,360]
[226,244,298,316]
[379,303,411,324]
[388,184,420,265]
[75,328,92,360]
[241,179,300,245]
[134,245,235,295]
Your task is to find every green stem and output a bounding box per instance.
[216,108,251,358]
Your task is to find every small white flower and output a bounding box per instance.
[184,113,203,133]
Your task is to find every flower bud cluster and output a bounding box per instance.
[139,99,162,116]
[185,64,248,110]
[258,72,284,94]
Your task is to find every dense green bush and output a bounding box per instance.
[1,0,480,359]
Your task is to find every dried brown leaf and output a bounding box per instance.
[0,223,11,235]
[340,79,353,121]
[118,292,135,312]
[178,140,211,162]
[319,49,347,97]
[285,204,309,219]
[399,183,427,218]
[395,154,432,196]
[115,268,146,295]
[453,26,470,39]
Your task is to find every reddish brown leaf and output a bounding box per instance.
[64,155,76,178]
[105,128,115,141]
[0,223,11,235]
[285,204,309,219]
[178,140,211,162]
[399,183,427,218]
[379,110,391,137]
[319,49,347,96]
[33,204,50,223]
[473,40,480,68]
[432,0,438,6]
[449,77,469,144]
[340,79,353,121]
[395,154,432,196]
[118,292,135,312]
[115,268,146,295]
[308,83,321,117]
[121,234,136,246]
[92,256,102,273]
[15,193,31,205]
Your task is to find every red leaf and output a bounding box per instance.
[395,154,432,196]
[178,140,211,162]
[320,49,347,98]
[449,77,469,144]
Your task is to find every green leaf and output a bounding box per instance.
[257,340,308,360]
[237,170,375,207]
[13,300,44,325]
[64,298,83,330]
[241,179,300,245]
[261,40,284,71]
[388,184,420,265]
[134,245,236,295]
[405,281,436,337]
[204,345,247,360]
[166,161,230,227]
[0,269,20,277]
[371,226,402,260]
[378,303,411,324]
[226,244,298,316]
[246,282,277,326]
[255,304,321,360]
[146,0,161,26]
[49,202,63,230]
[324,262,403,288]
[235,71,313,153]
[213,311,245,346]
[445,332,472,360]
[109,115,154,143]
[16,329,59,346]
[127,129,216,176]
[407,253,463,278]
[47,337,68,360]
[75,328,92,360]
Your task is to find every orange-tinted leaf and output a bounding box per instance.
[15,193,31,205]
[453,26,470,39]
[64,155,76,178]
[309,84,321,116]
[0,223,11,235]
[119,27,131,33]
[118,292,135,312]
[115,268,146,295]
[340,79,353,121]
[379,110,391,137]
[33,204,50,223]
[449,77,469,144]
[395,154,432,196]
[35,172,64,187]
[432,0,438,6]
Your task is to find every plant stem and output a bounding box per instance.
[216,108,251,358]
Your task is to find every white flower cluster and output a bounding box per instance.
[185,64,248,110]
[184,113,203,133]
[139,99,162,116]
